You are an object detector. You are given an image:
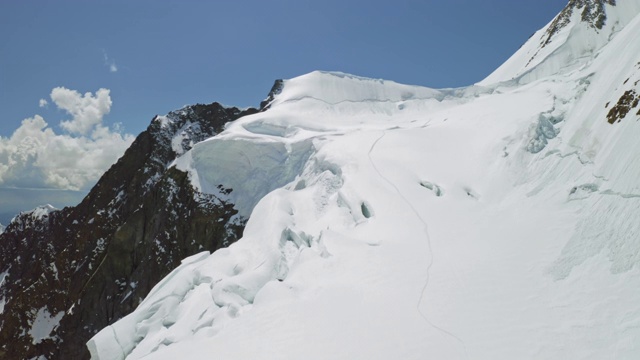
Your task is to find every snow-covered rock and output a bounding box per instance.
[480,0,640,85]
[30,204,57,219]
[88,2,640,359]
[3,204,58,234]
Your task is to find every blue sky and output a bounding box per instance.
[0,0,567,224]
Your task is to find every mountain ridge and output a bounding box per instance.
[0,102,257,359]
[480,0,640,85]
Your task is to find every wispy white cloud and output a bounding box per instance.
[102,50,118,73]
[0,87,135,191]
[39,99,48,108]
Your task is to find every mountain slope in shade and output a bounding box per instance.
[0,103,257,359]
[89,1,640,359]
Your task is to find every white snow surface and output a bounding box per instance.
[28,307,65,345]
[480,0,640,85]
[0,268,8,314]
[89,4,640,360]
[30,204,57,220]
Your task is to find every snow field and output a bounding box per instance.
[90,6,640,356]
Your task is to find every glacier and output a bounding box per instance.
[89,1,640,359]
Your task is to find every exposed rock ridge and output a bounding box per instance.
[0,102,257,360]
[259,79,284,111]
[544,0,616,45]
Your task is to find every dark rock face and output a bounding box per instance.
[544,0,617,44]
[607,89,640,123]
[259,79,284,110]
[0,102,258,360]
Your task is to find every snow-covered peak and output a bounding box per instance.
[268,71,444,108]
[29,204,57,220]
[546,0,616,36]
[173,71,463,222]
[480,0,640,85]
[4,204,58,232]
[0,223,4,235]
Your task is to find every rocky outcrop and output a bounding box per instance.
[607,89,640,123]
[0,102,257,360]
[259,79,284,110]
[544,0,617,44]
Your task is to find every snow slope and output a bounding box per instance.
[480,0,640,85]
[89,2,640,359]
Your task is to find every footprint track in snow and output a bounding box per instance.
[367,130,469,358]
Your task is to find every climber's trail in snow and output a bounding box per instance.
[367,130,469,358]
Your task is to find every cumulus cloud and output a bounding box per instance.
[52,87,112,136]
[39,99,48,107]
[0,88,135,191]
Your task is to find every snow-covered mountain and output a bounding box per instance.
[2,1,640,359]
[86,1,640,359]
[481,0,640,85]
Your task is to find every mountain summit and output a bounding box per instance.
[3,1,640,359]
[547,0,617,38]
[480,0,640,84]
